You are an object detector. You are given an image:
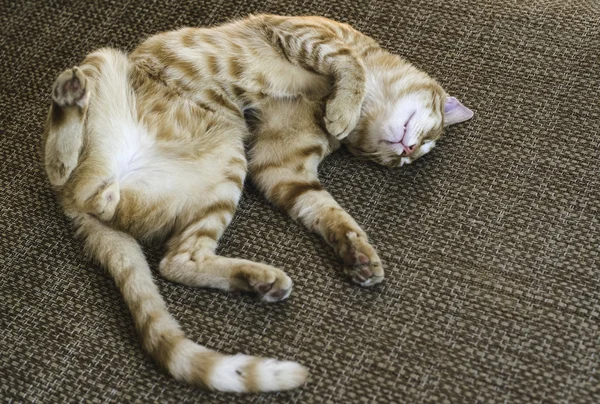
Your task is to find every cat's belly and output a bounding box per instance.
[73,121,245,239]
[114,143,243,239]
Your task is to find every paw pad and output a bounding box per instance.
[339,234,385,287]
[245,266,293,303]
[52,67,88,107]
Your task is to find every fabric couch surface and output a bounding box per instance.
[1,0,598,402]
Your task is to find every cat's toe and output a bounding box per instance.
[90,182,120,221]
[245,266,293,303]
[324,98,361,140]
[52,67,88,107]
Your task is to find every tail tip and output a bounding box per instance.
[209,355,308,393]
[266,360,309,391]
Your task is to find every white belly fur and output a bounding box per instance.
[82,49,242,217]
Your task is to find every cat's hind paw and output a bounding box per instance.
[90,182,120,221]
[237,264,293,303]
[52,67,88,108]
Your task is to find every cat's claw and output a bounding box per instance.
[340,232,384,287]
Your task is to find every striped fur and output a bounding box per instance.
[42,15,472,393]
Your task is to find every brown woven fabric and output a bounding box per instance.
[1,0,599,402]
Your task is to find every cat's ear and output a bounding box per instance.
[443,96,474,127]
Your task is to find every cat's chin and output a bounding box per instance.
[398,157,412,167]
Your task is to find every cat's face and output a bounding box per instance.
[346,85,473,167]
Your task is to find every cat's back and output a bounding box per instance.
[129,18,330,105]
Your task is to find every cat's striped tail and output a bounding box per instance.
[74,214,308,392]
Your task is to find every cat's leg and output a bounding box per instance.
[158,158,293,302]
[44,49,126,221]
[43,67,89,186]
[59,49,136,221]
[159,232,293,303]
[249,99,384,286]
[261,15,367,140]
[45,68,119,219]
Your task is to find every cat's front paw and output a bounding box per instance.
[324,93,362,140]
[338,232,384,287]
[52,67,88,108]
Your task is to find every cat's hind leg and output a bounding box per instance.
[43,67,89,186]
[58,48,138,221]
[160,244,293,303]
[158,160,293,302]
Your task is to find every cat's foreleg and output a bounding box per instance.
[43,67,89,186]
[253,164,384,286]
[249,99,384,286]
[264,15,367,140]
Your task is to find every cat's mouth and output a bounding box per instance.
[381,112,417,155]
[382,112,414,140]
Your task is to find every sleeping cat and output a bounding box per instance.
[43,14,473,393]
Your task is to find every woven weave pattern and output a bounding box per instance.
[1,0,598,402]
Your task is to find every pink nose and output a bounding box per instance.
[403,144,417,155]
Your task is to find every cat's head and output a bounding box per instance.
[345,60,473,167]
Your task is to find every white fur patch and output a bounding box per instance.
[209,354,252,392]
[419,140,436,156]
[400,157,412,166]
[208,355,308,392]
[254,359,309,392]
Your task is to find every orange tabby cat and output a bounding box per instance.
[43,14,472,393]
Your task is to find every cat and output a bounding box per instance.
[42,14,473,393]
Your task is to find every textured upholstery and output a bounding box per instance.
[1,0,598,402]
